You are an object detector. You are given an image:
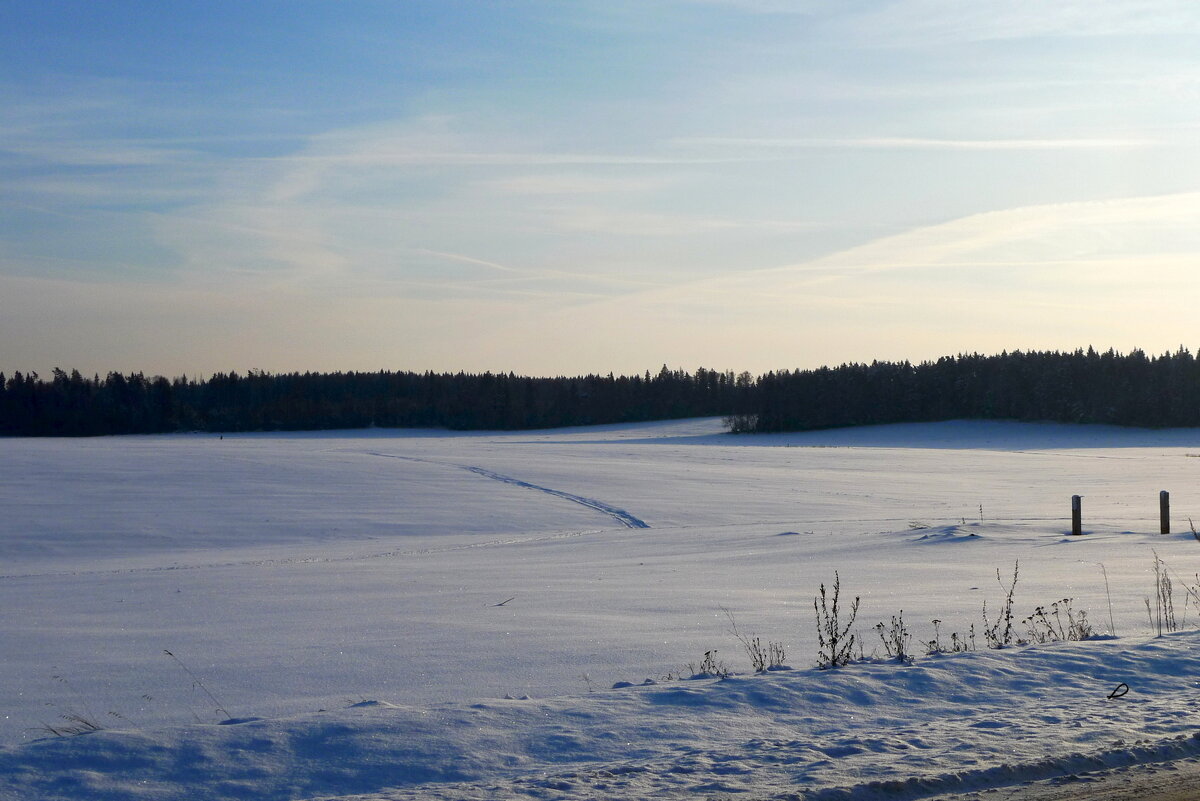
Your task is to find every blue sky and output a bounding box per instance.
[5,1,1200,377]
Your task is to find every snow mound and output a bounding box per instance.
[912,524,983,543]
[5,632,1200,801]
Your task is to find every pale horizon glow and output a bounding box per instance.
[4,1,1200,378]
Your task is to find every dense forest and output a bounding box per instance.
[0,366,752,436]
[743,348,1200,433]
[3,348,1200,436]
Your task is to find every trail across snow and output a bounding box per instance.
[455,464,650,529]
[4,418,1200,800]
[365,451,650,528]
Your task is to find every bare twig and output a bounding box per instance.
[163,650,231,720]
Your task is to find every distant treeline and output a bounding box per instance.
[0,366,752,436]
[3,348,1200,436]
[745,348,1200,433]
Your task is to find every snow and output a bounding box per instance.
[3,418,1200,800]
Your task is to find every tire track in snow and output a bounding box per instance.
[367,452,649,529]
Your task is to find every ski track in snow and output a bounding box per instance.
[366,452,650,529]
[455,464,649,529]
[0,451,649,581]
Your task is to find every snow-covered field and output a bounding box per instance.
[4,418,1200,800]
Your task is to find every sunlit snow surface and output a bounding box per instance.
[4,419,1200,800]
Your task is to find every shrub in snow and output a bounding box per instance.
[983,561,1020,649]
[814,571,859,669]
[1147,551,1178,637]
[690,650,731,678]
[924,619,976,655]
[875,611,912,662]
[723,607,787,673]
[1022,598,1095,643]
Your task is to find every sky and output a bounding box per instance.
[4,1,1200,378]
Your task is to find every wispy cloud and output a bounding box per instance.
[843,1,1200,46]
[265,150,782,167]
[3,142,201,167]
[475,173,673,196]
[411,248,666,291]
[739,192,1200,284]
[451,191,1200,373]
[542,207,827,237]
[675,136,1158,151]
[669,0,821,14]
[2,177,201,205]
[413,249,526,275]
[7,1,1200,376]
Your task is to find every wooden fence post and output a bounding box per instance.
[1161,490,1170,535]
[1071,495,1082,536]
